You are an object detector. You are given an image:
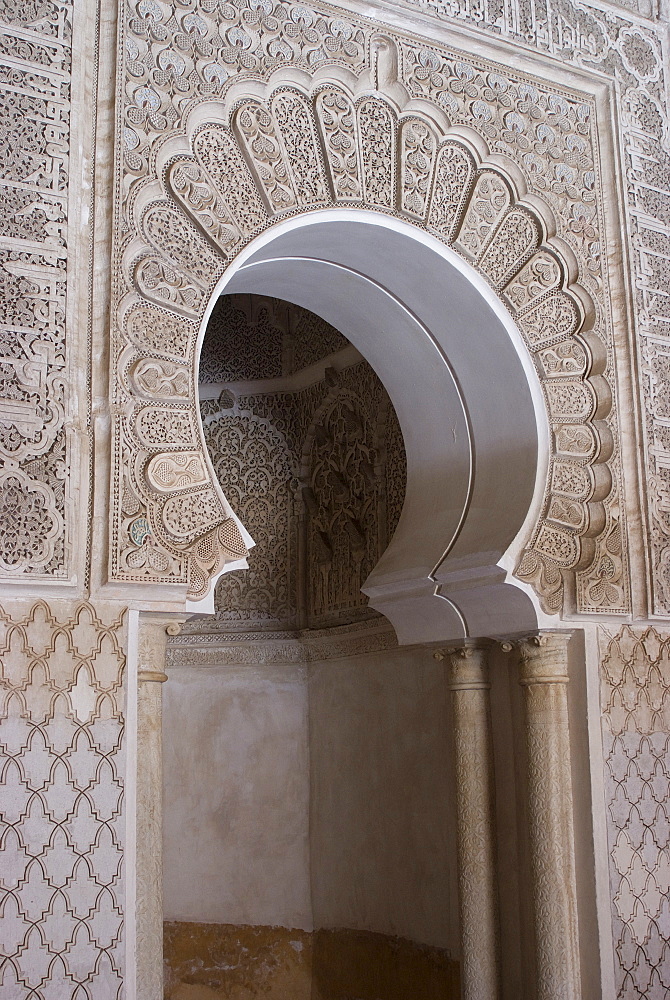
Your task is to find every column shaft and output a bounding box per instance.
[443,643,500,1000]
[517,631,580,1000]
[135,616,180,1000]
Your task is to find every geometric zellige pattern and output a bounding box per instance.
[600,626,670,1000]
[0,601,126,1000]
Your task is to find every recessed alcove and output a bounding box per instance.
[194,291,408,634]
[162,211,549,1000]
[162,293,465,999]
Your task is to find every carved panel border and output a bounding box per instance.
[114,0,634,616]
[0,0,79,584]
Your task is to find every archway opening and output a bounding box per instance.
[194,209,549,643]
[162,210,550,999]
[164,288,462,999]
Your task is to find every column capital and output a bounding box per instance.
[137,613,187,683]
[435,639,493,690]
[500,630,573,685]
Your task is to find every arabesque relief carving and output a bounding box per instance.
[115,3,630,614]
[0,0,74,582]
[0,600,127,997]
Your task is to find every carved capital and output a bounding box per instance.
[138,614,185,683]
[436,639,493,690]
[502,630,572,685]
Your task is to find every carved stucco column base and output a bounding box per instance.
[136,614,183,1000]
[437,641,501,1000]
[513,631,581,1000]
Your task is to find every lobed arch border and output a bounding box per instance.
[115,36,614,618]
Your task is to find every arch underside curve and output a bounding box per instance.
[114,38,617,633]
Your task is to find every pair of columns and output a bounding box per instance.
[437,632,581,1000]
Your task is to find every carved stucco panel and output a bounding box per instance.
[399,0,670,612]
[0,600,127,998]
[114,1,631,614]
[600,626,670,998]
[0,0,80,582]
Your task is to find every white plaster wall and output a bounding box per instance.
[308,645,460,953]
[162,661,312,929]
[162,644,459,955]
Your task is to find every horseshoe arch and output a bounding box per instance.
[115,38,613,640]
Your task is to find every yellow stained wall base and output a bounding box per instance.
[164,922,460,1000]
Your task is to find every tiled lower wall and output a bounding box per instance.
[163,922,459,1000]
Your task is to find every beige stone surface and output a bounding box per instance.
[162,661,312,929]
[308,644,459,951]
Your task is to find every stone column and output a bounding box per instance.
[136,614,182,1000]
[514,631,581,1000]
[438,641,500,1000]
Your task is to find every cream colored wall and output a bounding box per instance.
[162,644,459,955]
[308,645,459,952]
[162,661,312,929]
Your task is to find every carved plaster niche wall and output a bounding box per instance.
[114,7,631,633]
[196,300,407,634]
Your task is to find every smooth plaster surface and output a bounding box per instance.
[162,662,312,929]
[308,645,459,952]
[162,645,459,953]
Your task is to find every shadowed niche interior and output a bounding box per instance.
[197,292,407,632]
[162,294,461,999]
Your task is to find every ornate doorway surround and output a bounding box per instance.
[113,3,636,632]
[111,5,664,999]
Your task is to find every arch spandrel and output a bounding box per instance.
[113,29,625,634]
